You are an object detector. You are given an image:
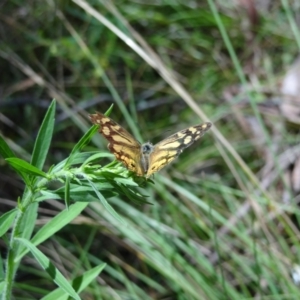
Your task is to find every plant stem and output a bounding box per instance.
[2,190,32,300]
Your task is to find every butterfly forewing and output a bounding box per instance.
[89,112,145,175]
[146,122,212,177]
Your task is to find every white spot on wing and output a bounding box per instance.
[102,127,110,135]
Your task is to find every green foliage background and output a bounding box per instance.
[1,0,300,299]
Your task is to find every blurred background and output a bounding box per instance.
[1,0,300,299]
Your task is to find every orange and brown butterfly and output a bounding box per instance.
[89,112,212,178]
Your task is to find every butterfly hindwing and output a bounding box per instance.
[146,123,212,177]
[89,112,145,176]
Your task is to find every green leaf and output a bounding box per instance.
[0,135,16,159]
[0,280,4,292]
[0,253,3,280]
[0,135,31,184]
[15,202,89,262]
[36,191,64,202]
[41,264,106,300]
[15,202,39,261]
[37,185,117,203]
[82,152,115,166]
[117,184,150,204]
[87,178,125,224]
[6,158,48,178]
[15,238,81,300]
[65,176,70,209]
[0,209,17,238]
[64,125,99,168]
[104,103,114,116]
[52,152,95,173]
[113,177,139,186]
[31,99,56,169]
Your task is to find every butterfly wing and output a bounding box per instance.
[146,122,212,177]
[89,112,145,176]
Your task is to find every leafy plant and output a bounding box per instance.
[0,100,147,299]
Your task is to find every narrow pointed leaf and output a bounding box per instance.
[31,99,56,169]
[0,135,16,159]
[6,158,48,178]
[15,202,89,261]
[88,178,125,224]
[64,125,99,168]
[15,238,80,300]
[41,264,106,300]
[0,209,17,237]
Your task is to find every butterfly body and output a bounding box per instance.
[89,112,212,177]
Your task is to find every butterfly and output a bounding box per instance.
[89,112,212,177]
